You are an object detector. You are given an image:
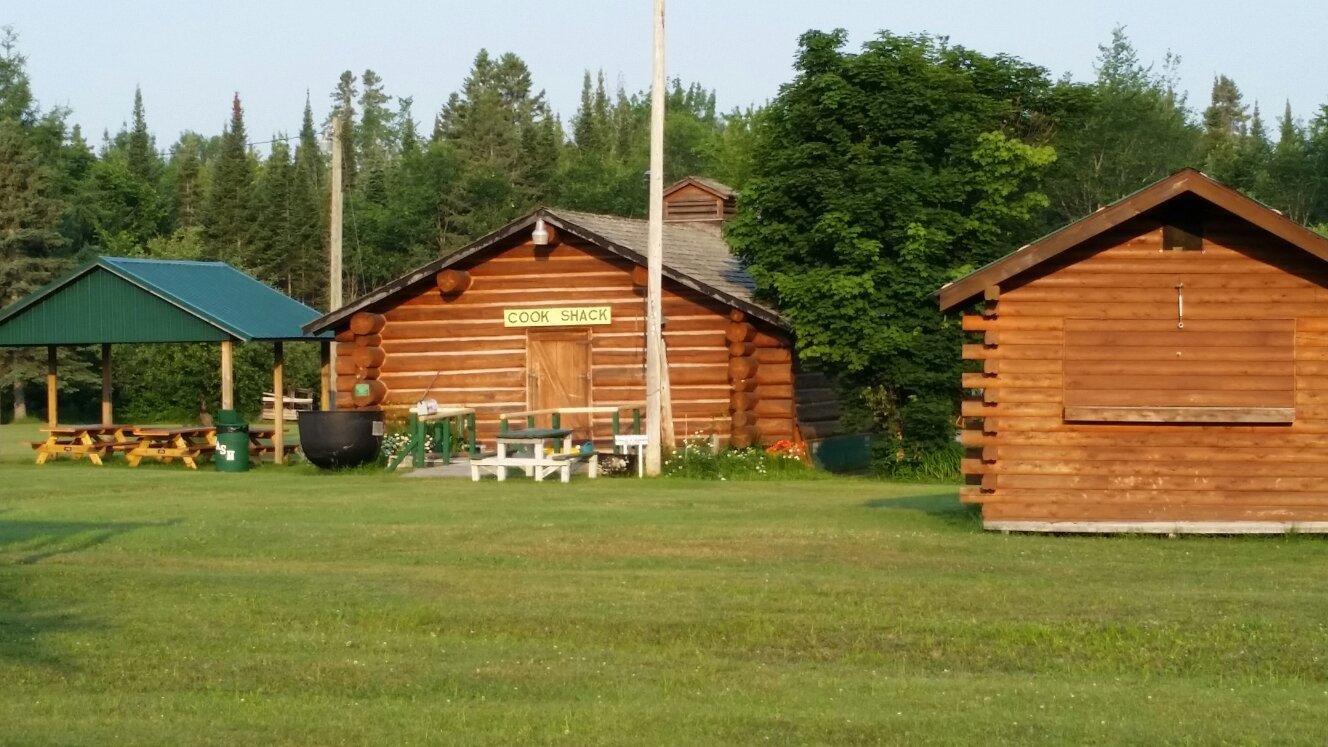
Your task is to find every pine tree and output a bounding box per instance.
[166,132,206,230]
[252,137,295,290]
[328,71,358,188]
[290,96,327,306]
[1235,102,1273,197]
[1263,102,1313,222]
[572,71,612,154]
[0,27,36,126]
[202,93,255,265]
[0,118,67,419]
[126,86,159,183]
[357,69,395,180]
[1201,75,1249,185]
[397,96,419,155]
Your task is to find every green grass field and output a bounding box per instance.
[2,421,1327,744]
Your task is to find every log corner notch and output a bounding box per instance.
[348,311,388,408]
[728,314,760,448]
[960,310,996,493]
[981,284,1000,319]
[436,269,473,296]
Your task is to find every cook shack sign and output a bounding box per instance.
[503,305,612,328]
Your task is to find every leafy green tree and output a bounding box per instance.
[202,94,256,265]
[726,30,1057,467]
[1042,27,1199,224]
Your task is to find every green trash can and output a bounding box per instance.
[214,409,250,473]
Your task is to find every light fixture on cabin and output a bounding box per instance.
[531,217,551,246]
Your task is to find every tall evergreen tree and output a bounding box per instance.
[202,93,255,265]
[1201,75,1250,186]
[328,71,358,189]
[252,137,295,290]
[165,132,207,230]
[357,69,395,181]
[290,97,327,306]
[0,27,35,126]
[397,96,419,155]
[126,86,159,183]
[0,118,68,419]
[1262,102,1313,222]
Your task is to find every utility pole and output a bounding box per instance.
[645,0,666,475]
[328,115,344,410]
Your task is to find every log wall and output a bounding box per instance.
[333,235,796,446]
[961,212,1328,527]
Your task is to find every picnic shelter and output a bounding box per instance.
[0,256,330,461]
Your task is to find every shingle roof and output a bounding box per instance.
[549,207,764,311]
[0,256,328,344]
[304,207,786,334]
[665,176,736,200]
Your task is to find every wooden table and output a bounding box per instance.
[126,426,217,469]
[32,424,133,465]
[245,425,290,462]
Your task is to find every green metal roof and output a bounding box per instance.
[0,257,329,346]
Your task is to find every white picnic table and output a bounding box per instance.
[469,427,598,483]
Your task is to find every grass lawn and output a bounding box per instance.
[2,421,1327,744]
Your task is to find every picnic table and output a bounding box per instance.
[470,427,598,483]
[32,424,134,465]
[125,426,217,470]
[389,405,478,470]
[246,425,289,460]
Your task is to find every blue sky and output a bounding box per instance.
[7,0,1327,146]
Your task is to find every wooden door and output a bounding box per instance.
[526,329,593,440]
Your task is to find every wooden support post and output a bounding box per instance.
[46,345,57,427]
[272,341,284,465]
[220,339,234,412]
[319,340,332,411]
[100,343,112,426]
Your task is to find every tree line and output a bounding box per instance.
[2,24,1326,468]
[729,27,1328,475]
[0,28,750,420]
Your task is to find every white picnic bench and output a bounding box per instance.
[469,427,598,482]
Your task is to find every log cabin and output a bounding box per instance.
[938,168,1328,533]
[303,178,842,448]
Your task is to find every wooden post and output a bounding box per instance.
[644,0,666,476]
[45,345,57,427]
[100,343,113,426]
[319,340,331,411]
[220,339,234,411]
[329,116,344,410]
[272,341,284,464]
